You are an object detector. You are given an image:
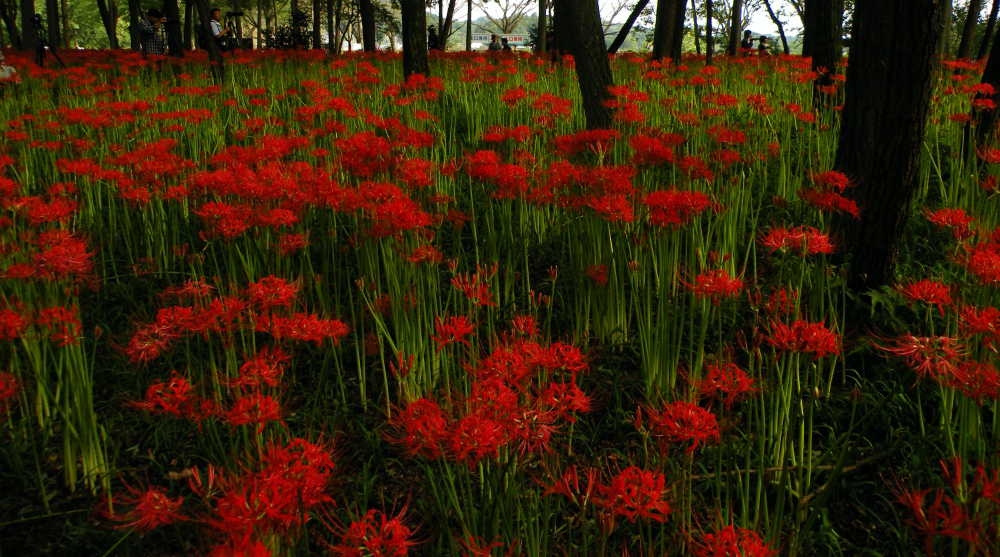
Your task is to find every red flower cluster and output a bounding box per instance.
[759,226,837,255]
[765,319,841,359]
[683,268,744,304]
[690,525,777,557]
[636,401,721,454]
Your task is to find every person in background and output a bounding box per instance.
[740,30,755,56]
[0,51,17,82]
[501,37,512,53]
[428,25,440,51]
[758,36,770,56]
[210,8,232,52]
[488,34,502,52]
[138,9,166,56]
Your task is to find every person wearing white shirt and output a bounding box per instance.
[209,8,231,51]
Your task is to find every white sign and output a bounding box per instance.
[470,34,528,47]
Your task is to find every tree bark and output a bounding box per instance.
[163,0,184,56]
[399,0,429,77]
[193,0,223,71]
[465,0,471,50]
[0,0,21,49]
[609,0,648,54]
[726,0,743,56]
[690,0,700,55]
[650,0,674,61]
[554,0,614,129]
[325,0,333,51]
[941,0,953,56]
[978,0,999,58]
[440,0,456,50]
[311,0,320,48]
[972,16,1000,144]
[359,0,375,51]
[18,0,36,51]
[833,0,945,291]
[762,0,790,54]
[127,0,140,50]
[811,0,843,105]
[671,0,686,61]
[44,0,56,48]
[332,0,342,53]
[96,0,118,48]
[184,0,193,50]
[705,0,714,64]
[537,0,547,53]
[957,0,982,58]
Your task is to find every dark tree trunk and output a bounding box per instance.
[326,0,333,51]
[184,0,193,50]
[554,0,615,129]
[552,0,572,60]
[978,0,999,59]
[801,0,814,57]
[59,0,66,47]
[609,0,648,54]
[19,0,36,51]
[690,0,700,55]
[193,0,223,71]
[465,0,471,50]
[399,0,429,77]
[0,0,21,49]
[332,0,342,53]
[650,0,674,61]
[312,0,320,48]
[359,0,375,51]
[763,0,790,54]
[96,0,118,48]
[45,0,57,48]
[163,0,184,56]
[957,0,982,58]
[727,0,743,56]
[705,0,714,64]
[833,0,945,291]
[811,0,843,106]
[440,0,456,50]
[127,0,140,50]
[941,0,953,56]
[972,18,1000,144]
[537,0,547,53]
[671,0,686,60]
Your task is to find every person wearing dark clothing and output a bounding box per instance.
[139,9,166,56]
[501,37,512,53]
[428,26,440,50]
[758,36,770,56]
[740,30,754,55]
[488,34,502,51]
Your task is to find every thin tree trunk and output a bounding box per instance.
[326,0,333,51]
[45,0,57,48]
[332,0,341,52]
[811,0,843,106]
[650,0,673,60]
[957,0,982,58]
[834,0,945,291]
[670,0,685,61]
[0,0,22,49]
[127,0,140,49]
[609,0,648,54]
[440,0,456,50]
[184,0,193,50]
[972,15,1000,144]
[537,0,547,53]
[691,0,700,55]
[163,0,184,56]
[19,0,36,51]
[763,0,790,54]
[705,0,713,64]
[59,0,66,47]
[193,0,223,71]
[726,0,742,56]
[978,0,999,58]
[465,0,471,50]
[359,0,375,51]
[940,0,953,56]
[555,0,614,129]
[311,0,320,48]
[96,0,118,48]
[400,0,429,77]
[802,0,813,57]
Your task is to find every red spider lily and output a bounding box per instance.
[677,156,716,182]
[36,305,83,346]
[697,362,758,408]
[129,372,216,422]
[509,315,537,338]
[924,207,975,240]
[585,264,609,286]
[637,402,721,454]
[690,525,778,557]
[809,170,852,192]
[683,268,744,304]
[451,272,497,307]
[447,414,509,468]
[765,319,841,359]
[459,536,520,557]
[537,381,592,421]
[0,372,20,414]
[277,232,310,255]
[897,279,953,314]
[31,232,94,280]
[962,240,1000,284]
[643,189,713,227]
[553,129,620,157]
[98,480,187,533]
[871,334,965,382]
[431,315,477,352]
[957,304,1000,349]
[0,308,29,340]
[325,507,418,557]
[205,539,272,557]
[798,188,859,217]
[896,486,981,556]
[245,276,300,309]
[586,194,635,223]
[629,134,676,166]
[401,244,443,265]
[946,360,1000,403]
[256,312,349,346]
[595,466,672,527]
[230,346,290,389]
[160,279,214,299]
[222,393,285,434]
[758,226,837,255]
[543,465,599,509]
[386,398,451,459]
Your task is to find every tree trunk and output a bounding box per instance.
[811,0,843,105]
[650,0,673,60]
[311,0,320,48]
[465,0,471,50]
[833,0,945,291]
[127,0,140,50]
[399,0,429,77]
[537,0,547,53]
[705,0,713,64]
[19,0,36,51]
[359,0,375,51]
[0,0,21,49]
[96,0,118,48]
[609,0,648,54]
[972,17,1000,144]
[554,0,614,129]
[726,0,743,56]
[326,0,333,51]
[184,0,193,50]
[440,0,456,50]
[193,0,223,70]
[690,0,700,55]
[763,0,790,54]
[163,0,184,56]
[332,0,342,53]
[45,0,57,48]
[941,0,953,56]
[978,0,999,59]
[957,0,982,58]
[671,0,686,61]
